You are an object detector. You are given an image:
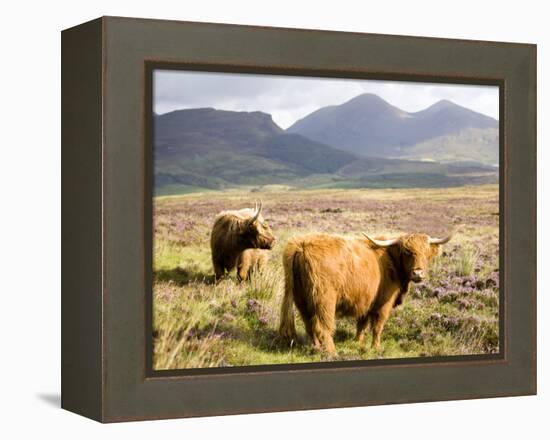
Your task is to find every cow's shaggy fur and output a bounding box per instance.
[236,248,270,281]
[279,233,449,354]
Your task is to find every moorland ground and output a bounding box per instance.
[153,184,499,370]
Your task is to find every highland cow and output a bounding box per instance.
[279,232,451,354]
[210,202,276,280]
[236,248,271,281]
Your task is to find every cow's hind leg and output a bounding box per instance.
[311,318,336,354]
[302,318,314,342]
[295,311,317,348]
[310,293,337,355]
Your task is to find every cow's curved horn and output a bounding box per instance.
[362,233,399,247]
[428,234,452,245]
[250,200,263,223]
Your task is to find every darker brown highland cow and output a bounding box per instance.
[210,202,276,280]
[279,232,451,354]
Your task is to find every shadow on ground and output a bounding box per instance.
[37,393,61,408]
[154,266,216,286]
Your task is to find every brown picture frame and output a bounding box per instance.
[61,16,536,422]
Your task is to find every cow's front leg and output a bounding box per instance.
[355,315,369,343]
[236,263,249,282]
[212,259,226,281]
[370,303,393,349]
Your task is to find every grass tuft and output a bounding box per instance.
[452,245,479,277]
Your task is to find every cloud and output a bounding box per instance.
[154,70,499,129]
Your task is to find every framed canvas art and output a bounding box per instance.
[62,16,536,422]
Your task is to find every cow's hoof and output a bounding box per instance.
[321,351,339,361]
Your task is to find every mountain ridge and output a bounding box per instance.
[287,93,498,159]
[153,95,498,195]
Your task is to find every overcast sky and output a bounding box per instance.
[154,70,499,129]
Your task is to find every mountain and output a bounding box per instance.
[154,108,358,194]
[287,94,498,161]
[153,101,498,195]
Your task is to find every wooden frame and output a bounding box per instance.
[62,16,536,422]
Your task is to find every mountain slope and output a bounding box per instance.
[397,127,499,164]
[154,108,358,193]
[287,94,498,160]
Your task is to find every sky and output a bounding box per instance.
[154,69,499,129]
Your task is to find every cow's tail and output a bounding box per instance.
[279,242,299,343]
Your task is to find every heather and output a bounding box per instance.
[153,184,499,369]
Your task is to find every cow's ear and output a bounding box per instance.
[429,244,440,258]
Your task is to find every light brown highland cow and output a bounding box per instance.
[210,202,276,280]
[279,232,451,354]
[236,248,271,281]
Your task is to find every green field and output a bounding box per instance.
[152,184,499,370]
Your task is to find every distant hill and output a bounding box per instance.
[154,100,498,195]
[154,108,357,194]
[287,94,498,162]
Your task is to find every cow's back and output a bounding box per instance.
[286,234,381,318]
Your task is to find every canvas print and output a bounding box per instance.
[152,70,500,370]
